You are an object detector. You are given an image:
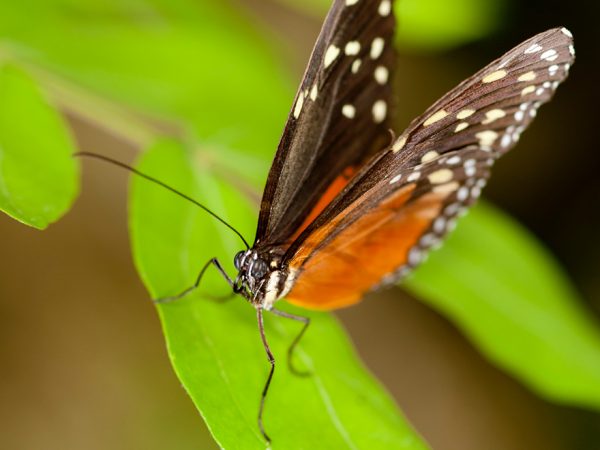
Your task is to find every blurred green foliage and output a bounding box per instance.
[273,0,505,51]
[0,64,78,228]
[1,0,599,448]
[0,0,292,177]
[408,203,600,408]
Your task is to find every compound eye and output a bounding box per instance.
[251,259,268,279]
[233,251,246,270]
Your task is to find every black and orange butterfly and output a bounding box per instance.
[80,0,575,443]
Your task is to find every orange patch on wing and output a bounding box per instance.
[286,186,446,310]
[289,167,356,242]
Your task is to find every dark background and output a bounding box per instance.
[1,0,599,449]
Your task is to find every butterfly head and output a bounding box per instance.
[233,249,271,304]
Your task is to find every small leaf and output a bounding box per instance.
[129,141,429,450]
[406,202,600,408]
[0,64,78,229]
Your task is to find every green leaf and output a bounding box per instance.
[271,0,505,51]
[406,202,600,408]
[130,140,429,450]
[0,0,293,162]
[0,64,78,229]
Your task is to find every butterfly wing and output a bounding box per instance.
[282,27,575,310]
[256,0,397,246]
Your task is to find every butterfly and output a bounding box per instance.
[79,0,575,443]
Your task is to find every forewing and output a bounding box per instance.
[283,28,575,310]
[256,0,396,246]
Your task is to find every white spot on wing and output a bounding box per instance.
[521,85,536,96]
[351,59,362,74]
[370,37,385,59]
[392,135,407,153]
[456,109,475,119]
[423,109,448,126]
[389,174,402,185]
[475,130,499,147]
[482,109,506,124]
[518,71,536,82]
[324,45,340,68]
[345,41,361,55]
[372,100,387,123]
[293,92,304,119]
[433,181,459,194]
[457,187,469,201]
[420,233,437,248]
[421,151,439,163]
[407,171,421,182]
[445,203,461,216]
[433,217,446,234]
[428,169,453,184]
[540,49,558,61]
[378,0,392,16]
[408,248,422,266]
[524,43,543,54]
[374,66,389,85]
[482,70,507,83]
[497,57,512,69]
[455,122,469,132]
[342,104,356,119]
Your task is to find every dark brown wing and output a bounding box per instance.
[255,0,397,246]
[282,27,575,310]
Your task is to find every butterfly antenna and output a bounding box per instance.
[75,152,250,249]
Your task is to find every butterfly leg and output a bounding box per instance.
[153,257,233,304]
[256,308,274,443]
[270,308,311,377]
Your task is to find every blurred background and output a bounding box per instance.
[1,0,599,449]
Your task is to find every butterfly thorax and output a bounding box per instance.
[233,248,296,310]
